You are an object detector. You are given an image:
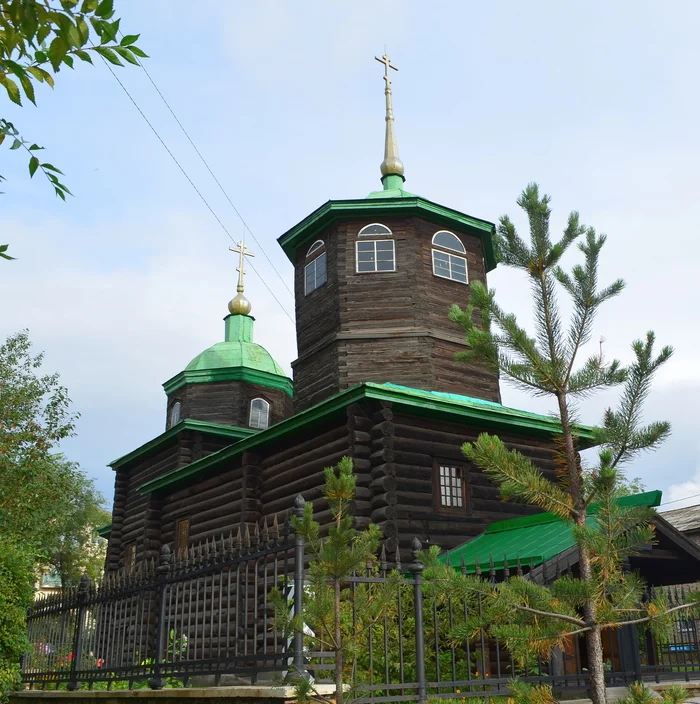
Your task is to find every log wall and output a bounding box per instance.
[108,401,558,572]
[167,380,292,430]
[292,215,500,411]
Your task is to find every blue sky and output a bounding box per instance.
[1,0,698,511]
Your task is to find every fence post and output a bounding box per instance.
[67,574,91,691]
[293,494,308,680]
[410,537,428,704]
[148,544,172,690]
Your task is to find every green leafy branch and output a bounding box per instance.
[0,0,147,260]
[0,119,70,200]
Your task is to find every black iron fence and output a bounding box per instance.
[21,499,700,698]
[23,517,299,690]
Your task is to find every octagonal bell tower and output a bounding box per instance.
[278,55,501,411]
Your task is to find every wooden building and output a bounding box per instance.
[100,57,683,573]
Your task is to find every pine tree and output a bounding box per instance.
[442,184,699,704]
[278,457,397,704]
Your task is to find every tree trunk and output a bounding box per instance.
[579,546,608,704]
[556,392,608,704]
[334,578,343,704]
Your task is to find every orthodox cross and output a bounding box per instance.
[375,53,398,90]
[229,241,255,293]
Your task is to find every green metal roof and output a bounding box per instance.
[109,418,255,470]
[96,522,112,539]
[138,382,596,495]
[441,490,663,574]
[163,314,292,397]
[277,196,498,272]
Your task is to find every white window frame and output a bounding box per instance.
[355,239,396,274]
[307,239,324,256]
[431,248,468,284]
[304,251,327,295]
[358,223,393,237]
[432,230,466,253]
[169,401,181,427]
[249,397,270,430]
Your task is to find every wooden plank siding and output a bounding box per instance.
[292,215,500,412]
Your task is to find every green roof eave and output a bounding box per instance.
[138,382,595,495]
[109,419,256,471]
[163,366,293,397]
[277,197,498,272]
[441,490,663,574]
[96,523,112,539]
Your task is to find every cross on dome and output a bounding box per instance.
[228,240,255,315]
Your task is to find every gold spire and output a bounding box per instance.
[375,53,404,180]
[228,241,255,315]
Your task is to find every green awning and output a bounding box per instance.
[441,490,662,574]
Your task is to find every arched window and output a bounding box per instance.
[169,401,181,428]
[305,240,326,295]
[249,397,270,430]
[431,230,468,284]
[358,223,392,237]
[307,240,324,256]
[432,230,466,253]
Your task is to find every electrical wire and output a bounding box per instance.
[96,54,295,324]
[658,493,700,508]
[125,43,294,298]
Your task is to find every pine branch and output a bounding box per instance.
[463,433,577,518]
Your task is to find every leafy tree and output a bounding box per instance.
[41,458,110,588]
[0,0,146,258]
[443,184,693,704]
[0,330,107,694]
[0,541,34,697]
[0,330,77,538]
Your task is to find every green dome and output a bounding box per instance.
[163,314,292,397]
[185,321,286,377]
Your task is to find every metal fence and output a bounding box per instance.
[21,498,700,698]
[23,516,299,690]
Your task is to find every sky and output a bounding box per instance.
[1,0,699,513]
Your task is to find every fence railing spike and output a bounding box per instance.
[253,521,261,548]
[244,524,251,550]
[503,553,510,580]
[394,544,402,572]
[474,555,481,576]
[516,554,523,576]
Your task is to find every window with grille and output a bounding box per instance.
[432,230,468,284]
[304,241,327,295]
[356,239,395,273]
[176,518,190,560]
[249,397,270,429]
[434,463,467,512]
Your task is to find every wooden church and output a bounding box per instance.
[101,57,697,579]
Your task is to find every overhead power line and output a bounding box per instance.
[658,492,700,508]
[127,48,294,299]
[96,54,295,324]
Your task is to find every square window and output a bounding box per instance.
[432,249,469,284]
[356,240,395,273]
